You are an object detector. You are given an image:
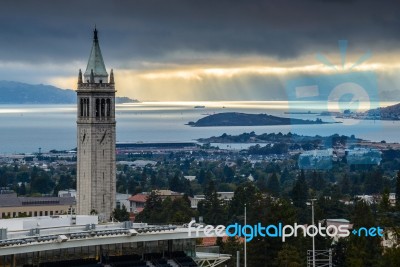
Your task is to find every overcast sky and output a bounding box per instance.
[1,0,400,101]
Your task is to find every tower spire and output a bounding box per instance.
[78,69,83,84]
[94,26,98,42]
[90,69,95,83]
[110,69,114,84]
[84,27,108,83]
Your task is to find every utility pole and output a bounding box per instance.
[311,199,317,267]
[244,204,247,267]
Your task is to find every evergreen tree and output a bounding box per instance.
[223,165,235,183]
[364,169,384,194]
[135,191,163,223]
[198,169,206,184]
[310,170,318,191]
[220,237,243,267]
[267,172,280,197]
[396,171,400,210]
[169,173,181,192]
[58,174,74,190]
[379,187,391,212]
[198,180,227,225]
[380,247,400,266]
[228,182,260,222]
[332,238,348,267]
[346,200,382,266]
[247,198,298,267]
[280,167,290,185]
[255,172,267,192]
[275,244,302,267]
[168,196,195,223]
[30,168,54,194]
[291,170,308,208]
[340,174,351,195]
[17,183,27,196]
[112,205,130,222]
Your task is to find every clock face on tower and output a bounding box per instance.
[98,128,109,145]
[80,129,88,144]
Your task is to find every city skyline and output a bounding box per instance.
[0,0,400,101]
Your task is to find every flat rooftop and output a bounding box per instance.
[0,216,218,256]
[0,193,75,208]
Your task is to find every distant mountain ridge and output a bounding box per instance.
[367,102,400,120]
[0,80,138,104]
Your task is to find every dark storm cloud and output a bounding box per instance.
[0,0,399,67]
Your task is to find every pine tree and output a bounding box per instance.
[267,172,280,197]
[396,171,400,210]
[346,200,382,266]
[340,174,351,195]
[379,187,391,212]
[198,169,206,184]
[221,237,243,267]
[19,182,27,195]
[135,191,163,223]
[112,205,130,222]
[247,198,298,267]
[280,167,290,185]
[275,244,302,267]
[291,170,308,208]
[228,182,260,222]
[198,180,227,225]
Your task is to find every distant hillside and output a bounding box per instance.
[188,112,329,127]
[367,102,400,120]
[0,80,138,104]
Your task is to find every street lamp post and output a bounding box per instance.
[311,199,317,267]
[244,204,247,267]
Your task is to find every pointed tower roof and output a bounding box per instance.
[84,27,108,80]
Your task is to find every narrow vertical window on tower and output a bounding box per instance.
[106,99,111,117]
[86,99,90,117]
[83,99,87,117]
[96,99,100,118]
[101,99,105,117]
[80,98,84,117]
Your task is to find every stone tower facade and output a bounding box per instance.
[76,28,116,221]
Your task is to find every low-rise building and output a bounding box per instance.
[128,190,185,214]
[190,192,234,209]
[0,192,75,219]
[58,189,77,198]
[128,194,147,214]
[116,193,131,210]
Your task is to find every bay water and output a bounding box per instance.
[0,101,398,154]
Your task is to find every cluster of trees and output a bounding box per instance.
[248,143,289,155]
[115,146,400,208]
[134,171,400,266]
[135,192,195,224]
[199,132,358,152]
[0,165,75,196]
[116,164,193,196]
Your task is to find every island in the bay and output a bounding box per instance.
[187,112,328,127]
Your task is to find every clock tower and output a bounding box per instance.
[76,28,116,221]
